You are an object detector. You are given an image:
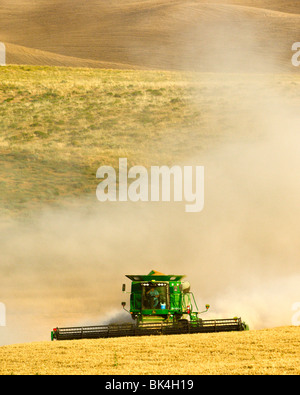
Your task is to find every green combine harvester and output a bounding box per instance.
[51,270,249,341]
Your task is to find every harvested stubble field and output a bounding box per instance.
[0,326,299,375]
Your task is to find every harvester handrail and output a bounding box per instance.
[190,292,199,312]
[181,291,199,312]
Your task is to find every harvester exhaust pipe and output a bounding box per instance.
[121,301,130,313]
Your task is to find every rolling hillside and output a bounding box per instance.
[0,0,299,71]
[4,43,141,70]
[1,65,299,217]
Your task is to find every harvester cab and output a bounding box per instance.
[122,270,209,325]
[51,270,249,341]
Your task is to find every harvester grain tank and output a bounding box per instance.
[51,270,249,341]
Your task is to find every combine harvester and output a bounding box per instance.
[51,270,249,341]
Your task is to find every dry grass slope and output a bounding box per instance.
[0,326,299,375]
[1,66,299,216]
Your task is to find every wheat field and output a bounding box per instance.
[0,326,299,375]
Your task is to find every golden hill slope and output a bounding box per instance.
[0,0,299,71]
[4,43,140,69]
[0,326,299,375]
[198,0,300,14]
